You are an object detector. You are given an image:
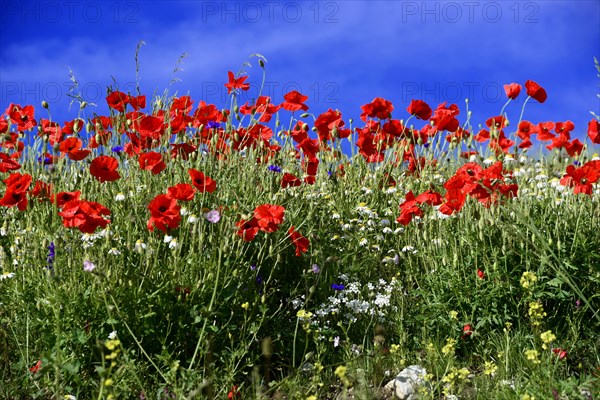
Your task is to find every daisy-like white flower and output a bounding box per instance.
[108,331,117,340]
[187,214,199,223]
[114,193,126,202]
[0,272,15,280]
[108,248,121,256]
[168,238,178,249]
[134,239,147,253]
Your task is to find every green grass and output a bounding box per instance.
[1,61,599,399]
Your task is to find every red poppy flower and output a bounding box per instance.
[560,163,600,195]
[0,188,28,210]
[525,80,547,103]
[462,324,473,339]
[536,121,556,141]
[406,99,432,120]
[29,360,42,374]
[288,226,310,256]
[588,119,600,144]
[58,137,91,161]
[360,97,393,121]
[0,153,21,172]
[517,120,536,140]
[236,218,260,241]
[53,190,81,207]
[552,348,567,360]
[128,95,146,110]
[6,103,36,131]
[138,151,167,175]
[171,95,194,114]
[30,180,53,202]
[431,102,460,132]
[167,183,196,201]
[486,116,508,129]
[477,269,485,280]
[61,118,84,135]
[147,194,181,233]
[281,172,302,188]
[281,90,309,112]
[171,143,197,160]
[224,71,250,94]
[254,204,285,233]
[564,138,583,157]
[135,114,165,140]
[188,169,217,193]
[227,385,241,399]
[503,83,521,99]
[90,155,120,182]
[314,109,347,141]
[193,101,225,126]
[39,118,64,145]
[382,119,407,138]
[58,199,111,233]
[396,191,423,226]
[415,190,443,206]
[106,91,130,112]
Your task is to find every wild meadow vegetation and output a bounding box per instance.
[1,54,599,399]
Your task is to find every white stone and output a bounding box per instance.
[383,365,428,400]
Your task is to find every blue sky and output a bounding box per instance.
[1,0,599,144]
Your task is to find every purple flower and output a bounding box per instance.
[207,121,221,129]
[268,165,282,173]
[83,260,96,272]
[46,242,55,270]
[203,210,221,224]
[111,146,124,153]
[331,283,345,291]
[311,264,320,274]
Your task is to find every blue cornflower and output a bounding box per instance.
[111,146,124,153]
[268,165,282,173]
[207,121,221,129]
[46,242,55,271]
[38,155,52,165]
[331,283,345,291]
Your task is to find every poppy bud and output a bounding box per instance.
[126,119,131,126]
[300,113,309,118]
[258,59,265,68]
[86,122,93,132]
[53,142,60,152]
[80,101,87,109]
[41,100,49,109]
[234,105,239,114]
